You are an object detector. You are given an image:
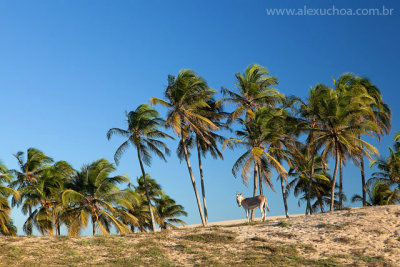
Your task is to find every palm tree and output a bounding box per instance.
[288,147,331,214]
[154,192,187,230]
[107,104,172,232]
[150,69,217,226]
[219,64,282,123]
[10,148,53,235]
[369,135,400,191]
[352,181,399,206]
[22,176,57,235]
[311,178,342,212]
[114,188,143,232]
[62,159,131,236]
[49,161,75,235]
[334,74,391,206]
[298,84,331,214]
[177,99,225,225]
[0,161,18,236]
[22,161,75,236]
[354,77,391,206]
[312,88,378,212]
[258,105,298,217]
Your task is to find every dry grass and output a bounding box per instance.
[1,205,399,266]
[0,230,340,267]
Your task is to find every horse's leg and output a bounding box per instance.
[246,209,250,223]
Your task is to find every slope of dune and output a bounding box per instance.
[0,205,399,266]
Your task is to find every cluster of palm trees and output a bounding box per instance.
[352,132,400,206]
[0,149,186,236]
[0,63,397,236]
[147,64,394,223]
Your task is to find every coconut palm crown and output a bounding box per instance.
[219,64,283,123]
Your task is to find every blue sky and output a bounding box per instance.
[0,0,399,235]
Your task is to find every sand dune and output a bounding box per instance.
[1,205,399,266]
[181,204,400,265]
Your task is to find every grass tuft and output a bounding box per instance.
[253,243,298,255]
[184,232,236,243]
[276,221,292,227]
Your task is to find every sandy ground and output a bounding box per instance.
[185,213,303,228]
[180,205,400,265]
[1,205,399,266]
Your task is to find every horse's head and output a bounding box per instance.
[236,192,244,207]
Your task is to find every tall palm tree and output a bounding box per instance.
[219,64,282,123]
[107,104,172,232]
[335,74,391,206]
[258,105,298,217]
[298,84,331,214]
[150,69,217,226]
[0,161,18,236]
[154,192,187,230]
[62,159,131,236]
[313,88,378,212]
[177,99,225,225]
[10,148,53,235]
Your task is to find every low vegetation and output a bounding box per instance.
[276,221,292,227]
[0,228,343,266]
[0,205,397,266]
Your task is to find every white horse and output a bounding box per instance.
[236,192,270,222]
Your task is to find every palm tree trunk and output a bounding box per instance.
[308,152,315,215]
[28,205,32,236]
[196,140,208,225]
[182,137,206,226]
[330,142,340,212]
[55,216,60,236]
[319,198,324,213]
[257,163,263,196]
[250,163,258,221]
[280,176,289,218]
[339,156,343,210]
[358,134,367,206]
[137,149,156,232]
[305,192,310,215]
[92,216,96,235]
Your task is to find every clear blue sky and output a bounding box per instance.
[0,1,399,235]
